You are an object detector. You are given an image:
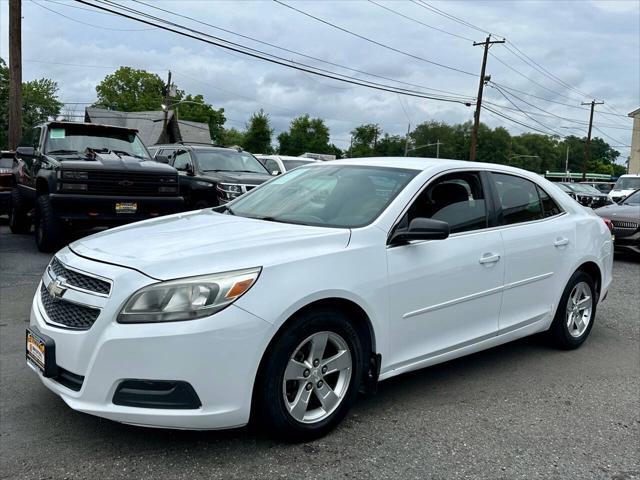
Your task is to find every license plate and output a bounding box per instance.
[26,329,47,374]
[26,328,57,377]
[116,202,137,214]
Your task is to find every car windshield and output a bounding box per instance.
[614,176,640,191]
[195,150,268,174]
[282,159,315,170]
[44,125,150,159]
[574,184,600,194]
[229,164,418,228]
[622,190,640,205]
[559,183,575,192]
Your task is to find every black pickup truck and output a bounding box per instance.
[9,121,183,252]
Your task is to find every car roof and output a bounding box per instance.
[152,144,237,152]
[43,121,139,133]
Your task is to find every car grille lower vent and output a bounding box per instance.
[40,284,100,330]
[612,220,639,230]
[50,258,111,295]
[82,171,178,197]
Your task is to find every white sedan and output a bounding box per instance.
[27,158,613,440]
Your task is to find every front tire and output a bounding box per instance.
[34,195,64,253]
[549,271,597,349]
[9,189,31,234]
[256,308,368,441]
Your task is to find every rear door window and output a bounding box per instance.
[492,173,544,225]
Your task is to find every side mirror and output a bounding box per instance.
[155,155,170,164]
[16,146,36,158]
[390,217,450,245]
[271,170,280,176]
[185,164,195,176]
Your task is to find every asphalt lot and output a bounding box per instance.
[1,221,639,480]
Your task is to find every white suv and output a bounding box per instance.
[609,174,640,203]
[26,158,613,440]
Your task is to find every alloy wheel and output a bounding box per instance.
[566,281,593,338]
[282,331,352,424]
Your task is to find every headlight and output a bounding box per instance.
[62,171,88,180]
[218,183,243,194]
[118,267,261,323]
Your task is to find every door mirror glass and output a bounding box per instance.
[185,163,195,175]
[391,217,450,244]
[16,146,36,158]
[155,154,170,164]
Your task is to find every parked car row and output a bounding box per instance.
[595,189,640,255]
[556,182,613,209]
[147,143,274,209]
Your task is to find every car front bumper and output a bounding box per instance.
[49,194,184,224]
[28,250,274,430]
[613,229,640,254]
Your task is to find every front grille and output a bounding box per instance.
[65,171,179,197]
[612,220,639,230]
[50,258,111,295]
[40,284,100,330]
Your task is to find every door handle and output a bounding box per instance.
[479,253,501,264]
[554,237,569,247]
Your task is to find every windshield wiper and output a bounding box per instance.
[47,149,79,155]
[111,149,145,160]
[202,169,236,172]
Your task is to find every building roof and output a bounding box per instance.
[628,107,640,118]
[84,108,211,146]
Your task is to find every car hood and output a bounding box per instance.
[70,210,350,280]
[594,203,640,221]
[201,171,272,185]
[53,153,176,174]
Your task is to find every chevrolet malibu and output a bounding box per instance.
[27,158,613,439]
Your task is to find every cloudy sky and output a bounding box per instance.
[1,0,638,159]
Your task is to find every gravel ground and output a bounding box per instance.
[1,221,638,480]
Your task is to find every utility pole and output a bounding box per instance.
[565,144,570,181]
[9,0,22,150]
[581,99,604,180]
[435,139,442,159]
[470,35,505,161]
[161,70,172,143]
[404,123,410,156]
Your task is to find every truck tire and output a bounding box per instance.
[9,189,31,234]
[35,195,64,253]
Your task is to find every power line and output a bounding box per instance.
[411,0,634,122]
[77,0,471,105]
[272,0,477,77]
[593,126,631,148]
[367,0,473,42]
[489,84,566,137]
[482,104,561,136]
[30,0,155,31]
[412,0,493,37]
[130,0,474,99]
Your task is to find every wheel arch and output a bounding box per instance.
[250,296,377,419]
[575,260,602,300]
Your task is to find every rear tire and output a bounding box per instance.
[34,195,64,253]
[9,189,31,234]
[255,308,368,441]
[548,271,597,350]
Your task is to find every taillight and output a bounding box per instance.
[602,217,613,232]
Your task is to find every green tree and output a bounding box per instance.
[94,67,165,111]
[219,127,245,147]
[410,120,470,160]
[0,57,62,149]
[278,115,332,155]
[175,93,226,144]
[243,109,273,154]
[374,134,405,157]
[348,123,382,157]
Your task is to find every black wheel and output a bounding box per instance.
[34,195,64,253]
[255,308,368,441]
[548,270,597,350]
[9,189,31,234]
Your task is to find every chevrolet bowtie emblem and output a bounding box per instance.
[48,277,67,301]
